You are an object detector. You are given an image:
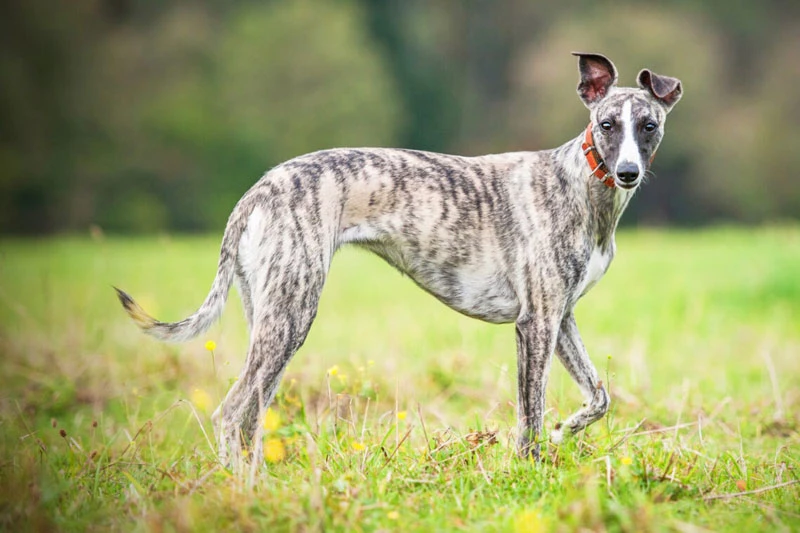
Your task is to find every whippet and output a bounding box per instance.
[116,52,682,462]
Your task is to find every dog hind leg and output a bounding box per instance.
[214,220,331,464]
[234,257,254,332]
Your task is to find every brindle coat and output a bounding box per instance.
[116,53,682,462]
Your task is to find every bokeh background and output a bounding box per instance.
[2,0,799,235]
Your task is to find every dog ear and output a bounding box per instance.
[572,52,618,107]
[637,69,682,111]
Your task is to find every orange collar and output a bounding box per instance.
[581,122,657,189]
[581,123,615,188]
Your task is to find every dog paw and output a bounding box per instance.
[550,423,564,445]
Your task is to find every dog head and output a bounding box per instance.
[573,52,682,190]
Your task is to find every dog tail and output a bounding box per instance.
[114,192,259,343]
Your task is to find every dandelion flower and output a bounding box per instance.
[397,411,407,421]
[263,408,281,432]
[351,441,366,452]
[387,511,399,520]
[327,365,339,376]
[621,456,633,466]
[514,509,546,533]
[264,438,286,463]
[205,340,217,352]
[191,388,212,413]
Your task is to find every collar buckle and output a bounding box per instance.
[583,123,615,189]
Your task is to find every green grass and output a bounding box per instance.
[1,227,799,532]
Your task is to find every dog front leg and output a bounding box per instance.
[550,312,610,444]
[515,310,560,460]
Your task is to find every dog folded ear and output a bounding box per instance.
[572,52,618,107]
[637,69,682,111]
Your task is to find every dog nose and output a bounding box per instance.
[616,162,640,183]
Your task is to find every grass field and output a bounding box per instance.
[1,227,799,532]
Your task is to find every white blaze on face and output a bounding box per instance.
[616,99,641,175]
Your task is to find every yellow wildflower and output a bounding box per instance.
[205,340,217,352]
[264,438,286,463]
[263,408,281,432]
[327,365,339,376]
[621,456,633,466]
[397,411,407,421]
[514,509,546,533]
[387,511,399,520]
[191,388,212,413]
[352,441,366,452]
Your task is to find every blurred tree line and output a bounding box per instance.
[2,0,799,234]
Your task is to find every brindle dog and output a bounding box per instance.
[116,53,682,462]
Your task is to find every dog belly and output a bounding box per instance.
[360,241,519,323]
[429,269,520,323]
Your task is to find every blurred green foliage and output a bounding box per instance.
[1,0,799,233]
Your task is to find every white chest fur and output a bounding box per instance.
[578,244,614,297]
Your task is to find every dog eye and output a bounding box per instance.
[600,120,613,131]
[644,122,658,132]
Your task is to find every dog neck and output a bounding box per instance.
[559,134,636,248]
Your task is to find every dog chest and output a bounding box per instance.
[578,244,614,296]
